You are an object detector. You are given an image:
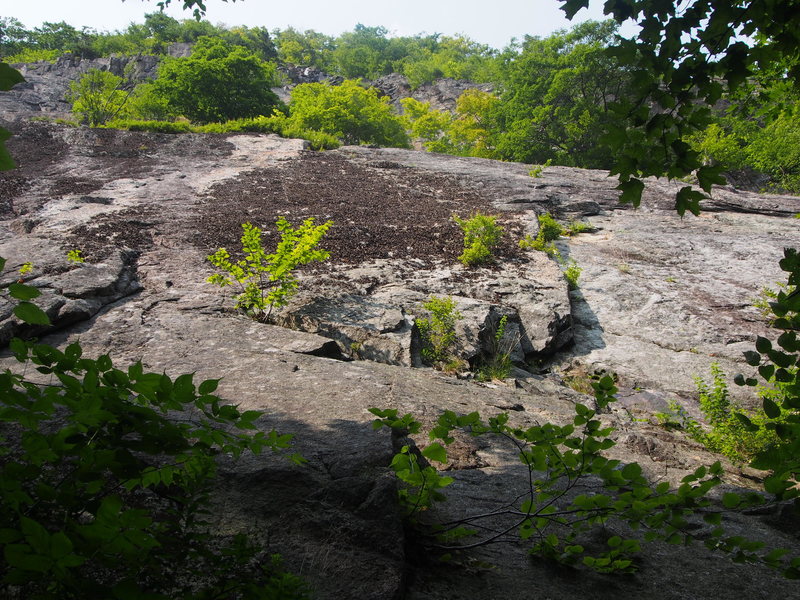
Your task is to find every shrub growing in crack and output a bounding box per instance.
[453,213,503,267]
[207,217,333,323]
[416,295,463,369]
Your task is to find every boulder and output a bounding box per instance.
[0,239,140,344]
[277,252,571,369]
[282,293,419,366]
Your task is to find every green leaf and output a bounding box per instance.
[561,0,590,20]
[96,354,113,371]
[733,412,758,432]
[765,548,789,562]
[198,378,220,394]
[743,351,761,366]
[617,178,644,207]
[0,63,25,91]
[767,349,794,369]
[8,283,41,301]
[763,397,781,419]
[49,532,73,559]
[621,463,642,481]
[696,165,726,193]
[239,410,262,423]
[675,186,705,217]
[13,302,50,326]
[4,543,52,572]
[598,375,615,390]
[422,442,448,464]
[777,331,798,353]
[173,372,195,402]
[64,342,82,361]
[722,493,741,509]
[755,337,772,354]
[758,364,775,381]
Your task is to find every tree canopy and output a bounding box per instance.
[493,20,630,168]
[558,0,800,212]
[151,36,281,123]
[286,79,409,147]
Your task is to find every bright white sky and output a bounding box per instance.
[4,0,618,50]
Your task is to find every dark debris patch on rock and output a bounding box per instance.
[0,122,70,215]
[67,207,159,261]
[47,177,106,199]
[0,121,70,174]
[191,152,526,266]
[0,173,28,217]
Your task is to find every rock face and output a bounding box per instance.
[2,54,160,120]
[273,65,345,103]
[1,122,800,599]
[372,72,495,112]
[0,244,140,344]
[2,54,493,124]
[278,252,570,368]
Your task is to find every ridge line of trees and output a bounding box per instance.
[4,10,800,193]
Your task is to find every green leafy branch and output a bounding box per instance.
[372,371,800,576]
[658,363,784,465]
[0,253,308,598]
[735,248,800,505]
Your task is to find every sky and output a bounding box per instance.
[3,0,620,50]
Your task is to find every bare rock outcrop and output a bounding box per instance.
[1,122,800,598]
[2,54,160,121]
[372,72,495,112]
[278,251,570,369]
[0,240,140,344]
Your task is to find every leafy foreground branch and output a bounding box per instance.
[371,367,800,577]
[0,257,309,599]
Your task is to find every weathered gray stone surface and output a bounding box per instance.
[2,54,160,120]
[0,239,140,343]
[372,73,495,112]
[339,147,800,403]
[278,251,571,369]
[1,123,800,599]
